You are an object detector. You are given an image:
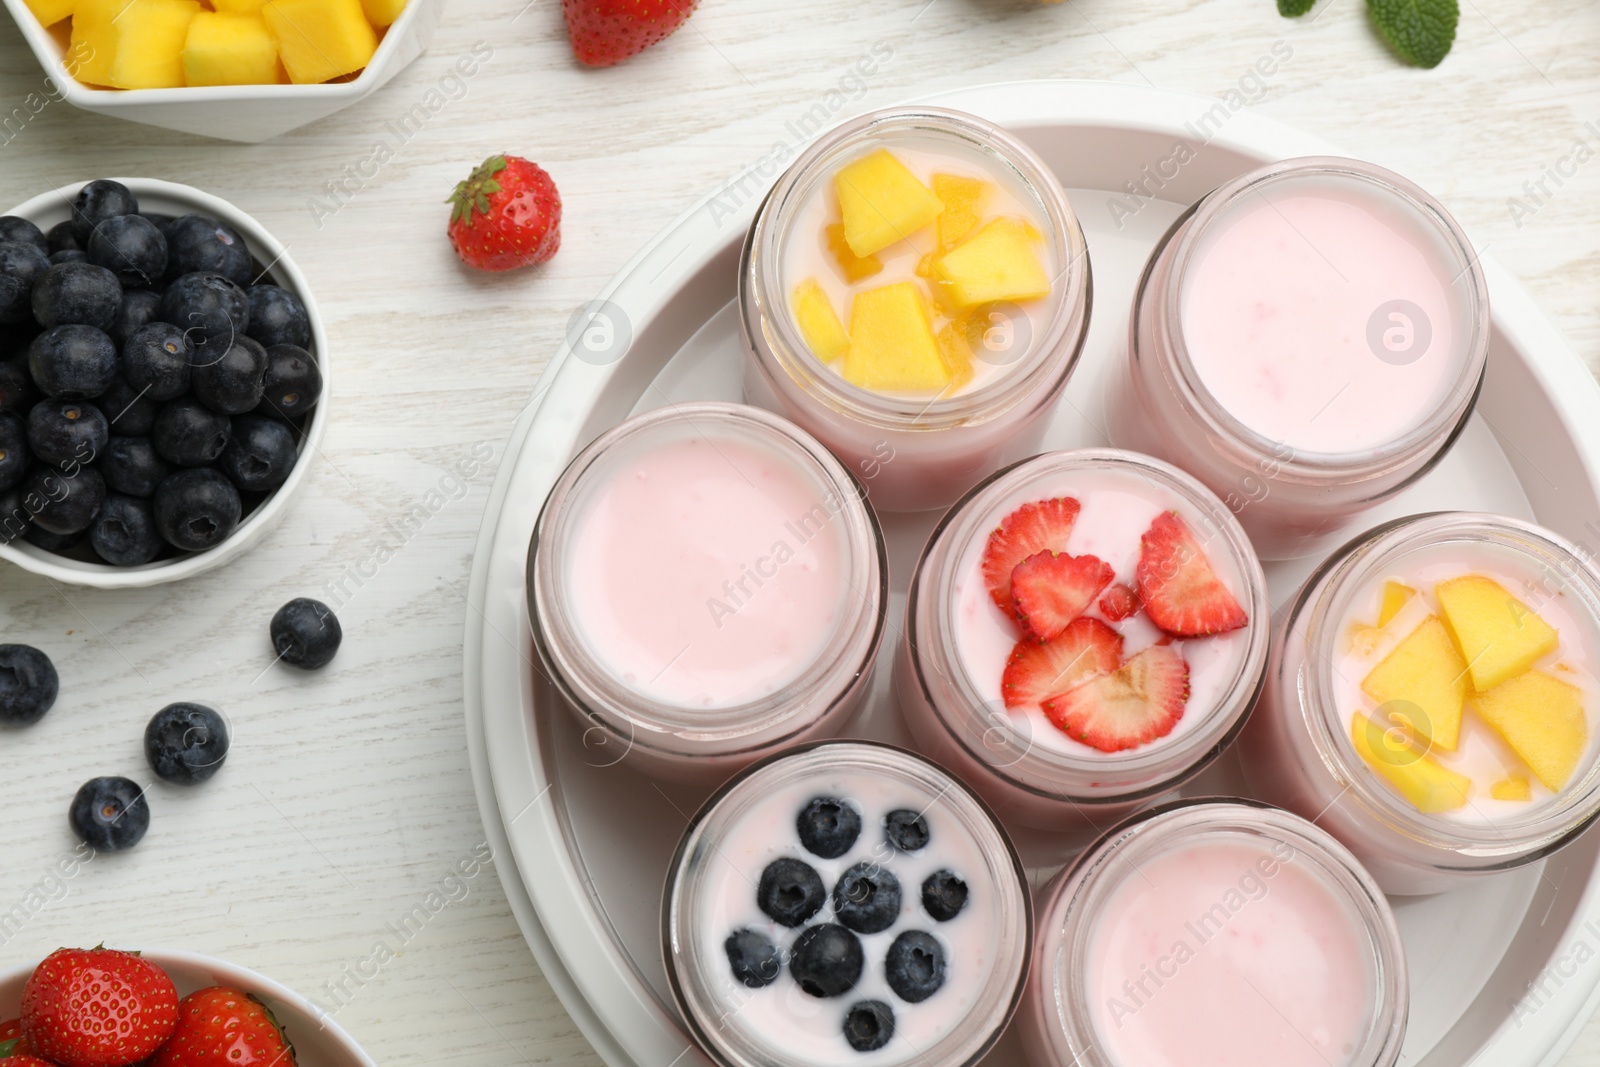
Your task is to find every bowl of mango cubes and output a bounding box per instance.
[2,0,443,142]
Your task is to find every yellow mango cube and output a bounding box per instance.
[1473,670,1588,791]
[108,0,200,89]
[1378,581,1415,626]
[23,0,76,27]
[935,321,975,392]
[824,222,882,284]
[932,217,1051,309]
[1360,615,1469,751]
[833,149,943,258]
[932,173,989,251]
[1491,776,1532,801]
[183,12,280,86]
[841,282,948,394]
[791,280,848,364]
[1437,575,1559,691]
[1350,712,1472,813]
[361,0,408,26]
[68,0,134,86]
[263,0,377,84]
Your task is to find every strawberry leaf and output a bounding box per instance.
[1367,0,1458,67]
[0,1037,18,1057]
[1278,0,1316,14]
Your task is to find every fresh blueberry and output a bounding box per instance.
[98,374,159,436]
[49,250,87,266]
[797,796,862,859]
[70,180,139,245]
[31,261,121,331]
[0,357,32,414]
[884,931,946,1004]
[723,928,781,989]
[192,335,267,414]
[69,775,149,853]
[270,597,342,670]
[144,701,229,784]
[757,856,826,927]
[165,214,254,286]
[90,493,163,565]
[0,410,26,491]
[246,284,311,349]
[27,399,107,468]
[884,810,929,852]
[87,214,167,288]
[220,414,297,492]
[152,397,231,467]
[154,468,239,551]
[25,465,105,535]
[842,1001,895,1053]
[920,870,969,922]
[100,436,171,497]
[256,344,321,422]
[122,321,191,401]
[46,220,80,255]
[0,487,28,543]
[0,217,47,253]
[159,271,248,361]
[24,523,84,551]
[110,288,162,346]
[28,325,118,398]
[832,862,902,935]
[790,923,863,999]
[0,241,50,324]
[0,644,58,725]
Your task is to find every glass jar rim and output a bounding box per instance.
[1150,156,1490,477]
[663,739,1033,1067]
[906,447,1271,801]
[742,105,1092,432]
[528,402,887,755]
[1038,797,1409,1067]
[1292,510,1600,856]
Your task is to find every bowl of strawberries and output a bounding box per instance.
[0,946,375,1067]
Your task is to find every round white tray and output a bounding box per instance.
[463,80,1600,1067]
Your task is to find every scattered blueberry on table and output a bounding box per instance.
[69,775,150,852]
[270,597,342,670]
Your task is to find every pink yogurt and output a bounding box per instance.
[1181,178,1465,456]
[949,466,1252,756]
[566,432,848,709]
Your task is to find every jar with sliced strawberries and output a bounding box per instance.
[893,448,1270,837]
[1241,511,1600,895]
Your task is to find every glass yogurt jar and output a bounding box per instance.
[528,402,887,786]
[1242,512,1600,894]
[895,448,1270,831]
[663,741,1031,1067]
[740,105,1092,513]
[1018,799,1409,1067]
[1114,157,1490,559]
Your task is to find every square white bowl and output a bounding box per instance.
[1,0,443,143]
[1,177,329,588]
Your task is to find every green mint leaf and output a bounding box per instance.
[1368,0,1458,68]
[1278,0,1316,16]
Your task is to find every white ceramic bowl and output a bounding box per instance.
[0,177,329,589]
[0,0,443,142]
[0,948,377,1066]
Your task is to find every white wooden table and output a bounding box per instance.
[2,0,1598,1063]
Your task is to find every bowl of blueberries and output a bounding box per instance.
[0,177,327,587]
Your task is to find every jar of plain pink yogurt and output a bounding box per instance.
[528,402,887,785]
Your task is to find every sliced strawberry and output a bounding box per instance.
[980,497,1081,615]
[1010,551,1115,641]
[1042,644,1190,752]
[1135,511,1248,637]
[1001,617,1122,709]
[1098,583,1141,622]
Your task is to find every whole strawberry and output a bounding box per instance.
[146,986,294,1067]
[561,0,700,67]
[446,155,561,272]
[22,947,178,1067]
